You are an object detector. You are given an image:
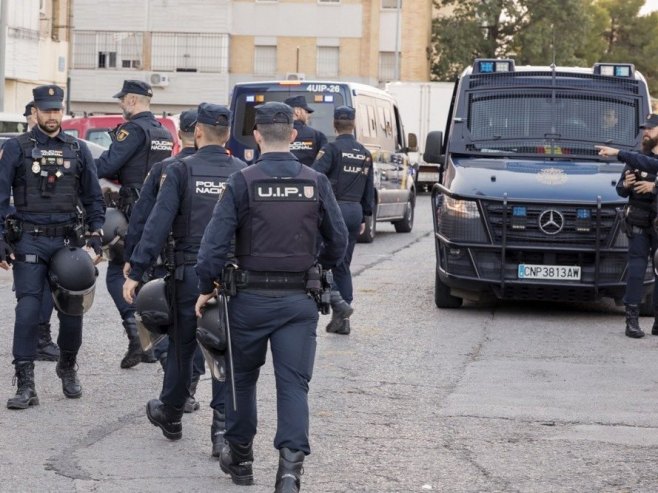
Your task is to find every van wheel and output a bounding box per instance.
[393,195,414,233]
[358,205,377,243]
[435,270,462,309]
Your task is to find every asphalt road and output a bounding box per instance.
[1,194,657,492]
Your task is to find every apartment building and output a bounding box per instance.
[1,0,70,114]
[67,0,431,113]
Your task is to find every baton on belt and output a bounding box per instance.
[218,292,237,412]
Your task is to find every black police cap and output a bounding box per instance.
[32,85,64,111]
[283,95,314,114]
[196,103,231,127]
[113,80,153,99]
[179,108,198,132]
[640,113,658,129]
[334,105,356,121]
[24,101,35,117]
[254,102,293,125]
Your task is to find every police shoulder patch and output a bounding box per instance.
[315,150,325,161]
[160,173,167,187]
[116,129,130,142]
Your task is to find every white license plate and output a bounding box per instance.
[517,264,581,281]
[418,171,440,183]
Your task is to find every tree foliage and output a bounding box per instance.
[431,0,658,95]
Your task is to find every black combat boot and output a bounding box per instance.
[121,317,145,368]
[36,323,60,361]
[220,441,254,485]
[6,361,39,410]
[211,409,226,458]
[326,291,353,335]
[146,399,183,440]
[56,350,82,398]
[652,318,658,336]
[274,448,305,493]
[625,304,645,338]
[184,375,201,413]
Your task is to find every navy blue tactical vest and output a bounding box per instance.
[13,132,82,214]
[236,163,320,272]
[328,138,371,202]
[290,120,323,166]
[118,115,173,188]
[171,154,238,249]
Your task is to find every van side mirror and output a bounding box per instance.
[423,131,443,164]
[407,133,418,152]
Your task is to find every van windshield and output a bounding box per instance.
[232,90,345,149]
[465,91,639,156]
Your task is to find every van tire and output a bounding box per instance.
[393,195,415,233]
[358,205,377,243]
[435,270,462,309]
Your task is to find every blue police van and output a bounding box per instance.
[228,80,418,242]
[424,59,653,310]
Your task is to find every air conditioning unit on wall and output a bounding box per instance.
[285,72,306,81]
[150,73,170,87]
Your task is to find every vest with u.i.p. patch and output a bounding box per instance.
[329,138,371,202]
[236,163,320,272]
[117,116,174,188]
[13,132,82,214]
[171,154,238,249]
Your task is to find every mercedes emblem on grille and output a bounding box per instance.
[538,209,564,235]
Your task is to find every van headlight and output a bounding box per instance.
[436,195,488,243]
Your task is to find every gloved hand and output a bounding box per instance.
[0,239,13,264]
[86,234,103,256]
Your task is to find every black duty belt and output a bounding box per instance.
[235,270,306,290]
[174,251,198,266]
[14,253,48,264]
[22,220,77,237]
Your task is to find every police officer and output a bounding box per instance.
[313,106,374,335]
[284,95,327,166]
[123,103,245,446]
[20,99,60,361]
[122,109,210,418]
[0,85,105,409]
[598,113,658,338]
[96,80,174,368]
[195,102,347,492]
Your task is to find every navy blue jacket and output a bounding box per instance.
[196,151,348,295]
[290,120,327,166]
[615,150,658,199]
[124,146,196,261]
[96,111,159,180]
[0,126,105,234]
[312,133,375,220]
[129,145,245,282]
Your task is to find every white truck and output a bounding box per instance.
[385,81,454,190]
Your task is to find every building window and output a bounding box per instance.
[72,31,143,70]
[316,46,339,77]
[152,33,228,73]
[382,0,401,8]
[254,45,277,75]
[379,51,397,81]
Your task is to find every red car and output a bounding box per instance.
[61,114,180,154]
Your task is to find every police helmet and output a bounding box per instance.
[48,247,98,316]
[101,207,128,261]
[135,278,171,335]
[196,297,227,381]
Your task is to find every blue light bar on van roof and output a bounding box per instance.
[473,59,515,74]
[593,63,634,77]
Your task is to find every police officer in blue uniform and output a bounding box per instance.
[284,95,327,166]
[313,106,374,335]
[0,85,105,409]
[96,80,174,368]
[123,103,246,444]
[195,102,347,492]
[21,99,60,361]
[599,113,658,338]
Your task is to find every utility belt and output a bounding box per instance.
[222,264,332,313]
[623,203,654,229]
[5,217,84,245]
[174,251,198,266]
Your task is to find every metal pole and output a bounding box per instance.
[0,0,9,111]
[393,0,401,81]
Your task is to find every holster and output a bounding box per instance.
[4,217,22,245]
[118,186,140,217]
[624,203,653,229]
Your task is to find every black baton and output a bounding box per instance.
[219,293,237,412]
